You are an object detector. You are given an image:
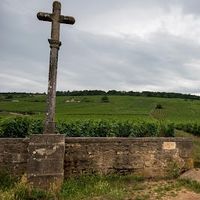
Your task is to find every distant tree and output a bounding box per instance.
[101,96,110,103]
[155,104,163,109]
[1,90,199,100]
[5,94,13,100]
[81,98,91,103]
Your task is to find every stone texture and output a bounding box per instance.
[27,134,65,191]
[0,138,29,176]
[0,136,193,182]
[64,137,193,178]
[179,168,200,183]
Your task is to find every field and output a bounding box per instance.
[1,94,200,123]
[1,94,200,199]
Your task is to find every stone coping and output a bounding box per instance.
[0,137,192,143]
[65,137,193,143]
[0,138,29,141]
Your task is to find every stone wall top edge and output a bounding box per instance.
[65,137,193,143]
[0,138,29,142]
[0,136,192,143]
[30,134,65,137]
[29,134,65,143]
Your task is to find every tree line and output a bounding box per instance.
[0,90,199,100]
[56,90,200,100]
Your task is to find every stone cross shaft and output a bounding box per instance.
[37,1,75,134]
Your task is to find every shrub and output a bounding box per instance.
[81,98,91,103]
[5,95,13,100]
[0,117,30,138]
[155,104,163,109]
[0,169,18,190]
[14,186,54,200]
[101,96,110,103]
[29,119,43,134]
[0,117,175,138]
[159,123,175,137]
[175,122,200,136]
[166,161,181,179]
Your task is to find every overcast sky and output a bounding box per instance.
[1,0,200,94]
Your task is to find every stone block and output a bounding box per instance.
[28,174,63,192]
[27,134,65,191]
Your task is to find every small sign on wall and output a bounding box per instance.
[162,142,176,150]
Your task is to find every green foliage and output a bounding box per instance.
[0,174,145,200]
[129,122,160,137]
[0,170,54,200]
[14,185,54,200]
[178,179,200,193]
[0,117,175,138]
[155,104,163,109]
[0,117,30,138]
[1,94,200,122]
[29,119,43,134]
[0,169,18,190]
[160,123,175,137]
[2,94,200,137]
[55,90,200,100]
[175,122,200,136]
[166,161,181,179]
[101,95,110,103]
[60,174,143,200]
[2,171,200,200]
[81,97,92,102]
[5,95,13,100]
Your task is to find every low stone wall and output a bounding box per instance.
[0,137,193,179]
[27,135,65,190]
[65,137,193,178]
[0,138,29,176]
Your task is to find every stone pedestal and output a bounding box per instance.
[27,134,65,191]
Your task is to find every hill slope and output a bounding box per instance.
[0,95,200,122]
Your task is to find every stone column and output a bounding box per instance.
[27,134,65,191]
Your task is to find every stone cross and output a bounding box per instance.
[37,1,75,134]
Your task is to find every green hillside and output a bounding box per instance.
[0,94,200,123]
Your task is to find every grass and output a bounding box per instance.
[2,171,200,200]
[178,179,200,193]
[0,174,143,200]
[1,95,200,122]
[0,173,193,200]
[60,175,138,200]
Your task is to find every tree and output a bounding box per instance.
[155,104,163,109]
[101,96,109,103]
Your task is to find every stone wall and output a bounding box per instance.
[65,137,193,178]
[0,138,29,176]
[27,135,65,190]
[0,137,193,179]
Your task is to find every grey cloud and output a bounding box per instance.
[175,0,200,15]
[1,0,200,94]
[57,29,200,93]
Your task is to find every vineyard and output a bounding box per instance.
[0,94,200,137]
[0,117,174,138]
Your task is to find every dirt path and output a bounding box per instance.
[164,190,200,200]
[128,179,200,200]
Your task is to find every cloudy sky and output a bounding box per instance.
[1,0,200,94]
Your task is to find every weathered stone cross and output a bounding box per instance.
[37,1,75,134]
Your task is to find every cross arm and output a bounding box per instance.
[37,12,52,22]
[59,15,75,25]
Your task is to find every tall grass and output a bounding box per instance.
[60,175,144,200]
